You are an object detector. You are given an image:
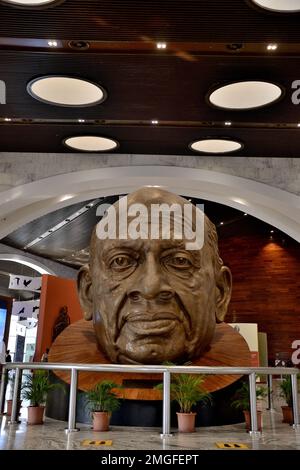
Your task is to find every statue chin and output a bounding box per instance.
[98,335,190,365]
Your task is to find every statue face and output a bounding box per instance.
[78,188,231,364]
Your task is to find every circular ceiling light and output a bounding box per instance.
[252,0,300,12]
[64,136,119,152]
[1,0,62,6]
[208,80,282,110]
[27,76,106,107]
[190,138,242,154]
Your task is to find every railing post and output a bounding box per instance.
[249,372,261,436]
[66,368,79,433]
[160,370,173,438]
[9,367,21,425]
[0,366,7,414]
[266,374,274,410]
[291,373,300,429]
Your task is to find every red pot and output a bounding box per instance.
[27,406,45,425]
[6,399,22,417]
[176,412,197,433]
[243,410,262,432]
[92,411,110,431]
[281,406,293,424]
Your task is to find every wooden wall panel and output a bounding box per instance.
[35,275,83,361]
[221,235,300,364]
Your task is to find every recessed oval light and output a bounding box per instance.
[63,136,119,152]
[27,76,106,107]
[208,80,283,110]
[1,0,63,6]
[252,0,300,12]
[189,138,242,154]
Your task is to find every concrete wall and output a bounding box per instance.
[1,153,300,196]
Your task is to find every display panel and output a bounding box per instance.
[0,307,7,340]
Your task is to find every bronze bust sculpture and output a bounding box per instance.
[52,305,71,343]
[78,187,232,365]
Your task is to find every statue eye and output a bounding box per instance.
[110,255,136,270]
[166,255,192,269]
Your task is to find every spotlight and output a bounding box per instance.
[48,40,58,47]
[156,42,167,49]
[267,44,278,51]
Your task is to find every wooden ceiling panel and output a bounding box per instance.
[1,0,300,43]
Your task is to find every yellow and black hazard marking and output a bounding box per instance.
[81,439,113,447]
[216,442,249,450]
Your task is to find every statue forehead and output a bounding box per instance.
[122,187,189,206]
[90,187,214,257]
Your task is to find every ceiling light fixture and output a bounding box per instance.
[190,138,242,154]
[48,40,58,47]
[4,117,12,121]
[27,76,106,107]
[252,0,300,13]
[156,42,167,49]
[224,121,232,126]
[231,197,249,206]
[59,194,75,202]
[78,119,85,123]
[2,0,62,6]
[297,123,300,127]
[208,81,283,110]
[63,135,118,152]
[24,199,99,249]
[267,43,278,50]
[151,120,159,124]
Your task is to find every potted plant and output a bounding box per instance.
[21,370,63,425]
[5,370,22,418]
[231,381,267,431]
[85,380,121,431]
[156,373,211,433]
[279,376,293,424]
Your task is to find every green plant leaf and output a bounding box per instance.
[155,373,211,414]
[21,370,64,407]
[85,380,122,413]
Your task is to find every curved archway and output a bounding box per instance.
[0,254,55,275]
[0,166,299,241]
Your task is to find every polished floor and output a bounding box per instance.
[0,407,300,450]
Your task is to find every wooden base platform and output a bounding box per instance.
[48,319,251,398]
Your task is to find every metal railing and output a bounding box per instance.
[0,363,299,437]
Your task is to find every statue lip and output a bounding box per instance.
[123,311,179,336]
[125,311,178,322]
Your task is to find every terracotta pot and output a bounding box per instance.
[243,410,262,432]
[27,406,45,425]
[176,412,197,433]
[6,400,22,417]
[92,411,110,431]
[281,406,293,424]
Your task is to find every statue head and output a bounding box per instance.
[78,187,232,364]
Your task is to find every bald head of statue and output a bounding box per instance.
[78,187,232,365]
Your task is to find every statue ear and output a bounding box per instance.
[215,266,232,323]
[77,265,93,321]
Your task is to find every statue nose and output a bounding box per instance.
[129,290,174,302]
[128,253,174,301]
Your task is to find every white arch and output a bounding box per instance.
[0,254,55,275]
[0,166,299,241]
